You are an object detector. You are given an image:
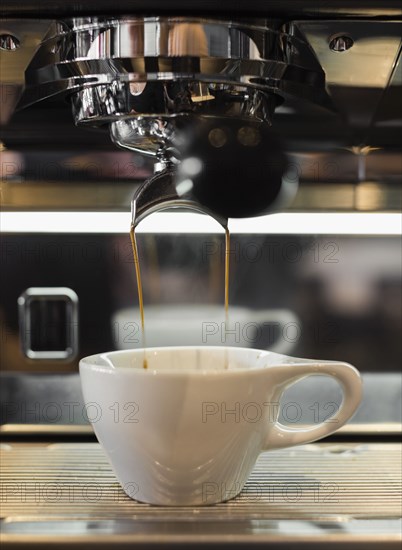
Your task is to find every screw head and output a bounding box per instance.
[208,128,227,148]
[329,34,354,53]
[0,34,20,51]
[237,126,261,147]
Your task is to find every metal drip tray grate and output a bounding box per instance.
[1,442,401,547]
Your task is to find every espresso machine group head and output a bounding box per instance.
[15,17,332,222]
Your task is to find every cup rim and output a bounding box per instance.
[79,346,316,376]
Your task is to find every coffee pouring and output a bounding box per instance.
[10,15,363,506]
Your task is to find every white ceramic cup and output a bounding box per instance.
[79,346,362,506]
[112,305,300,355]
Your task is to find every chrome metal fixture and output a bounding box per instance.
[329,34,354,52]
[0,34,20,51]
[18,17,333,221]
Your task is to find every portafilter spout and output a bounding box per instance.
[131,114,298,225]
[131,166,228,229]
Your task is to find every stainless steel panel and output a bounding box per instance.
[0,442,401,546]
[0,20,51,124]
[1,233,401,374]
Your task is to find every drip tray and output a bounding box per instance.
[1,442,401,548]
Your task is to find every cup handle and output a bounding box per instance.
[264,361,362,450]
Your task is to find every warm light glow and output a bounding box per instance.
[1,211,401,235]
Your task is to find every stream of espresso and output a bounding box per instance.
[130,223,230,370]
[129,224,148,369]
[224,227,230,369]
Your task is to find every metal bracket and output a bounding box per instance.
[18,287,79,360]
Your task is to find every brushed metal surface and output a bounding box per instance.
[1,443,401,537]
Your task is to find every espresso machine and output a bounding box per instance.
[1,1,401,547]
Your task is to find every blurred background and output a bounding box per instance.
[1,149,401,428]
